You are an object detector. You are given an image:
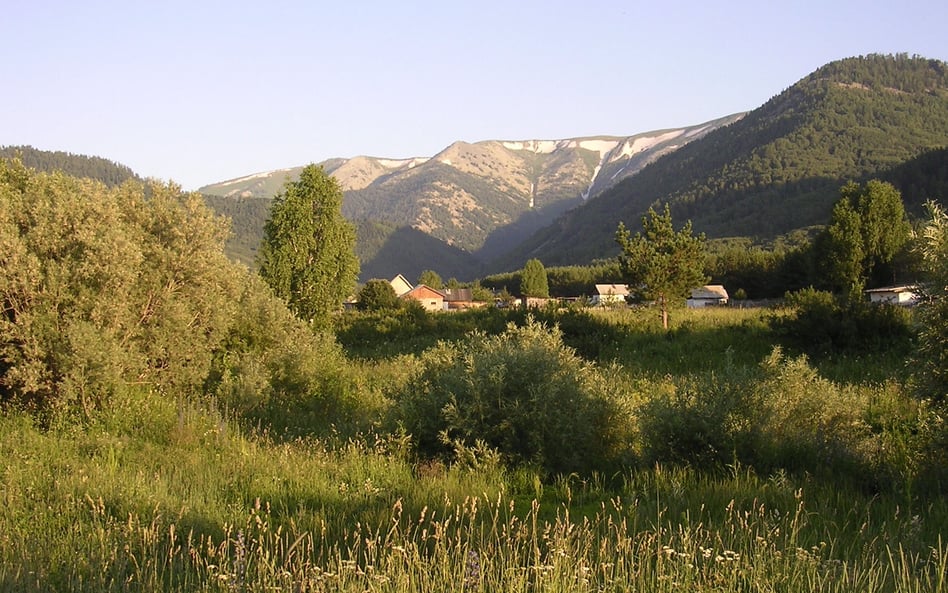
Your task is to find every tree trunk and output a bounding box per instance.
[659,294,669,329]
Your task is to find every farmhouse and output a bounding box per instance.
[591,284,629,306]
[687,285,729,308]
[865,285,919,306]
[401,284,446,311]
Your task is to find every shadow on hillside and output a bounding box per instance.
[476,196,583,267]
[358,225,486,283]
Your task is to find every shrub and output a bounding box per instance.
[637,348,910,486]
[393,318,630,475]
[0,164,241,421]
[771,287,913,355]
[206,275,378,438]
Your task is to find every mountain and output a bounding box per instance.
[199,115,743,277]
[502,54,948,268]
[0,145,140,187]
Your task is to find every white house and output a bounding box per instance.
[592,284,629,306]
[865,285,919,306]
[687,285,729,308]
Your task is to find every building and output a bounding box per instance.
[389,274,414,297]
[591,284,629,306]
[401,284,446,311]
[865,285,919,306]
[687,285,729,308]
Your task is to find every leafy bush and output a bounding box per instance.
[393,318,631,475]
[0,163,241,421]
[637,347,919,487]
[770,287,914,355]
[0,162,369,436]
[206,275,379,438]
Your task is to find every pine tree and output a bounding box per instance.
[616,204,707,329]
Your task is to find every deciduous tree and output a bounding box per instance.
[521,258,550,299]
[913,200,948,401]
[615,204,707,329]
[822,180,911,299]
[418,269,443,289]
[356,279,399,311]
[258,165,359,326]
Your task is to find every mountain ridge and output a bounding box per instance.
[498,54,948,270]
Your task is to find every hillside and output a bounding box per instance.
[0,145,139,187]
[503,54,948,268]
[200,116,741,277]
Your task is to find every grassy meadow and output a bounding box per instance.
[2,304,946,592]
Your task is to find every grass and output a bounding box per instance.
[3,407,945,591]
[1,305,943,591]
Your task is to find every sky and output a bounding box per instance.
[4,0,947,191]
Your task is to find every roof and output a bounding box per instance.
[441,287,473,302]
[595,284,629,296]
[865,285,917,294]
[690,285,729,300]
[389,274,414,296]
[401,284,445,300]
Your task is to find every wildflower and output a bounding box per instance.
[464,549,481,591]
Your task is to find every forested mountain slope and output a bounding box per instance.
[0,145,139,187]
[503,54,948,268]
[200,116,741,263]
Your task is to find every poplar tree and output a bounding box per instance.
[521,258,550,299]
[258,165,359,327]
[823,180,910,299]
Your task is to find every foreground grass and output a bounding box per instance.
[2,306,939,591]
[2,401,946,592]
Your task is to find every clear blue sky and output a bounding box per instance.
[4,0,947,190]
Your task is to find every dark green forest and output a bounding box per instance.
[0,145,140,188]
[503,54,948,268]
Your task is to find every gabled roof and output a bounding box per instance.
[389,274,414,296]
[690,285,729,300]
[595,283,629,296]
[402,284,445,300]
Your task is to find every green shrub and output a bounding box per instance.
[771,287,914,355]
[393,318,630,475]
[637,347,917,487]
[206,275,379,438]
[0,164,241,421]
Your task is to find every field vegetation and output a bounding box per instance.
[2,161,947,591]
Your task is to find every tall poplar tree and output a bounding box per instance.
[616,204,707,329]
[823,180,910,299]
[258,164,359,326]
[521,258,550,299]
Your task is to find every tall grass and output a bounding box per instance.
[1,307,942,591]
[3,407,945,592]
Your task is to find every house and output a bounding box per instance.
[389,274,414,297]
[865,285,919,306]
[687,285,729,308]
[442,287,484,310]
[401,284,446,311]
[591,284,629,306]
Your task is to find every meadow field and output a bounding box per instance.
[2,305,945,592]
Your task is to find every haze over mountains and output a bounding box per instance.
[5,54,948,285]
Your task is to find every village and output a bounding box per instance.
[368,274,922,312]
